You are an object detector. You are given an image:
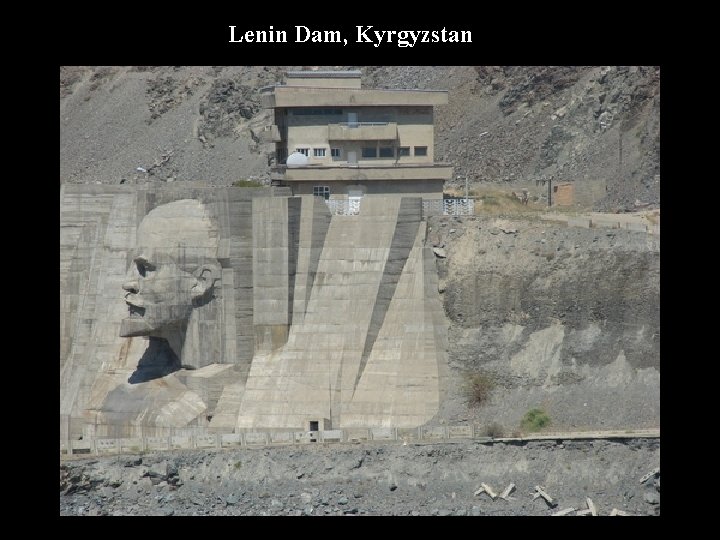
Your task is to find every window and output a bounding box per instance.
[414,146,428,156]
[379,147,394,158]
[296,148,309,156]
[362,147,377,158]
[398,147,410,157]
[293,108,342,115]
[313,186,330,200]
[331,148,341,159]
[314,148,326,157]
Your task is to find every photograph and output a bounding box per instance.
[60,64,660,517]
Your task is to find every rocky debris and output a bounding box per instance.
[480,483,498,499]
[498,67,583,116]
[199,78,262,140]
[586,497,597,516]
[639,467,660,484]
[433,247,447,258]
[552,507,576,516]
[609,508,634,516]
[124,457,142,467]
[499,483,516,500]
[643,491,660,505]
[532,486,556,507]
[60,437,660,516]
[60,66,87,98]
[145,150,174,177]
[86,67,117,93]
[143,459,180,486]
[146,76,203,123]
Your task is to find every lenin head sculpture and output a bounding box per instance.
[120,199,220,342]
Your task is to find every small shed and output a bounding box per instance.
[553,183,575,206]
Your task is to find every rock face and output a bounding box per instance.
[59,438,660,516]
[60,66,660,210]
[429,214,659,432]
[60,66,284,187]
[362,66,660,211]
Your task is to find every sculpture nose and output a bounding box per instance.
[122,280,139,293]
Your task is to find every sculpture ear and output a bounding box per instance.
[191,264,220,304]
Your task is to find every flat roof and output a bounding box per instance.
[270,86,448,107]
[286,70,362,78]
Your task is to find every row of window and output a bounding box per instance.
[292,108,343,116]
[296,148,334,157]
[296,146,427,158]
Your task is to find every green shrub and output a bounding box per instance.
[232,179,264,188]
[520,408,551,432]
[466,373,495,406]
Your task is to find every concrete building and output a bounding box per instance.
[263,70,452,201]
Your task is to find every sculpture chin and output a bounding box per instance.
[120,317,156,337]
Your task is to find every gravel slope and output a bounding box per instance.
[60,438,660,516]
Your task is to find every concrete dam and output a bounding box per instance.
[60,185,447,440]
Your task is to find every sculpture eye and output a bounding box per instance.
[135,259,155,277]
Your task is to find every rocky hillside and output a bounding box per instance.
[426,213,660,433]
[60,65,660,211]
[59,438,660,516]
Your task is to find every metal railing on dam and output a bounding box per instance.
[422,198,475,217]
[60,426,659,457]
[323,198,476,217]
[325,198,361,215]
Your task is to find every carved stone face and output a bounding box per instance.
[120,200,219,337]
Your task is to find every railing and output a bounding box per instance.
[327,122,398,141]
[422,198,475,217]
[335,121,390,127]
[325,198,361,216]
[60,426,660,457]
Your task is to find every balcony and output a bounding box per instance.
[327,122,398,141]
[270,163,453,183]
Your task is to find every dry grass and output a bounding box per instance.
[483,422,505,438]
[444,187,545,216]
[466,373,496,406]
[443,186,591,217]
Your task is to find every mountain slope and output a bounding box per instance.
[60,65,660,210]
